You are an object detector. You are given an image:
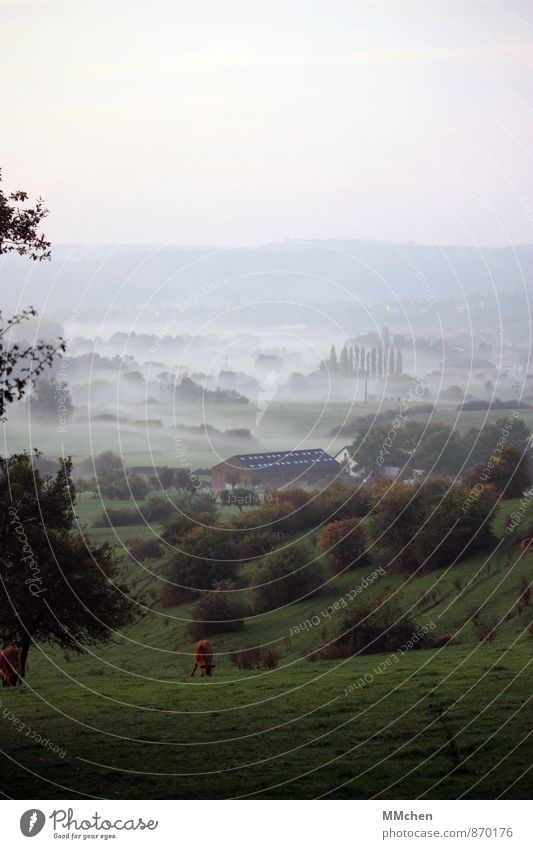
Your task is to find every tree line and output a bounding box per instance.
[320,338,403,378]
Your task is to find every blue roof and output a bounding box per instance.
[225,449,340,472]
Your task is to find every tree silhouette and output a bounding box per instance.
[0,170,65,418]
[0,454,139,676]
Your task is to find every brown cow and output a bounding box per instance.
[0,647,21,687]
[191,640,214,678]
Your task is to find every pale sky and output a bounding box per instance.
[1,0,532,246]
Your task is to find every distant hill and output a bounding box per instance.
[2,240,533,316]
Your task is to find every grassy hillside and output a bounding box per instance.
[1,498,532,799]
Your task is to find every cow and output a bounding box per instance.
[0,647,21,687]
[191,640,214,678]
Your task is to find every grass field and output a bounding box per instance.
[5,399,532,470]
[1,496,533,800]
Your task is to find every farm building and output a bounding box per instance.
[334,445,359,477]
[211,449,342,490]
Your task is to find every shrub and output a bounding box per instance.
[462,446,532,499]
[227,485,369,536]
[229,645,280,670]
[474,618,498,642]
[370,476,498,574]
[187,583,245,639]
[320,517,368,573]
[92,506,143,527]
[93,495,184,528]
[162,525,239,599]
[262,648,280,669]
[309,592,433,660]
[141,497,177,522]
[229,646,262,670]
[161,511,213,545]
[252,543,324,613]
[238,530,286,561]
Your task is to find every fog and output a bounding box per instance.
[1,238,531,476]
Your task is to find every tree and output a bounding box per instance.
[376,346,383,378]
[388,347,395,375]
[312,592,433,660]
[352,345,360,373]
[328,345,338,374]
[370,482,427,572]
[29,377,73,422]
[158,467,176,490]
[370,476,497,574]
[370,346,377,378]
[163,526,238,598]
[352,422,404,472]
[0,172,65,419]
[127,473,150,501]
[0,309,65,420]
[339,344,351,377]
[226,469,242,490]
[0,453,138,675]
[395,348,403,375]
[0,170,51,259]
[415,425,465,476]
[78,450,123,477]
[463,447,532,499]
[253,543,324,612]
[444,385,464,401]
[188,582,245,639]
[320,517,368,573]
[220,487,260,513]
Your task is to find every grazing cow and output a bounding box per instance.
[191,640,214,678]
[0,647,21,687]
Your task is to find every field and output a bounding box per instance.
[5,399,532,470]
[1,496,532,800]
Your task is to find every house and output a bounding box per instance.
[334,445,359,477]
[211,449,342,490]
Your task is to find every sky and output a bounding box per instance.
[1,0,532,247]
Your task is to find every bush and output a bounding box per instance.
[229,645,262,670]
[92,506,143,527]
[229,645,280,670]
[93,500,176,527]
[162,526,239,599]
[320,517,368,573]
[262,648,280,669]
[252,543,324,613]
[309,592,433,660]
[369,476,498,574]
[187,583,246,639]
[162,512,203,545]
[238,530,286,560]
[141,497,177,523]
[227,485,369,537]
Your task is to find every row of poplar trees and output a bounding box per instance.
[320,340,404,378]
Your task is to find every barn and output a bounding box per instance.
[211,449,342,490]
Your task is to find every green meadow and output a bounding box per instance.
[0,495,532,799]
